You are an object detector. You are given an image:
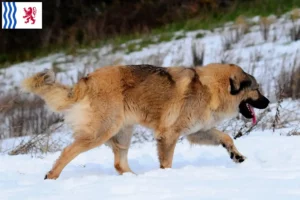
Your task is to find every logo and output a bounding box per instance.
[23,7,36,24]
[2,2,42,29]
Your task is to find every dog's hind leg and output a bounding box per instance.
[45,118,124,180]
[186,128,246,163]
[106,125,134,174]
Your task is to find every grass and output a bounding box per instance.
[195,33,205,39]
[98,0,300,53]
[1,0,300,68]
[112,32,175,54]
[174,34,186,40]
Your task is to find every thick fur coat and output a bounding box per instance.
[22,63,269,179]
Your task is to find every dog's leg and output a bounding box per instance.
[45,113,125,180]
[45,130,118,180]
[186,128,246,163]
[106,125,134,174]
[156,131,180,169]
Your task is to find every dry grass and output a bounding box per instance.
[0,90,62,139]
[259,16,274,41]
[8,123,64,156]
[192,42,204,66]
[221,27,245,50]
[277,59,300,99]
[289,21,300,41]
[286,128,300,136]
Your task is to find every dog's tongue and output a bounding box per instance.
[249,105,257,125]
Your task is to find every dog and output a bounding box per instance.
[21,63,269,179]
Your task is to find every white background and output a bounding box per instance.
[2,2,42,29]
[15,2,42,29]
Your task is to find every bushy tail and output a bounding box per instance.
[21,69,81,112]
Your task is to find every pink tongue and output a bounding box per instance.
[249,105,257,125]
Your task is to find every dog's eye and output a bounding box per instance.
[240,80,251,90]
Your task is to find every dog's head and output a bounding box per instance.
[227,64,269,124]
[202,63,269,124]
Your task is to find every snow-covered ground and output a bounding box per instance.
[0,9,300,200]
[1,132,300,200]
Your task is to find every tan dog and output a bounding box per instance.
[22,63,269,179]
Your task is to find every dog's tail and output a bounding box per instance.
[21,69,86,112]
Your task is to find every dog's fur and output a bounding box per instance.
[22,63,269,179]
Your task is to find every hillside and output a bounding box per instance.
[0,9,300,200]
[0,9,299,140]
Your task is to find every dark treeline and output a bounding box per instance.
[0,0,238,63]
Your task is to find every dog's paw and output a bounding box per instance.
[44,171,59,180]
[230,152,246,163]
[222,143,246,163]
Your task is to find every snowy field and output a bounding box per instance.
[0,10,300,200]
[1,132,300,200]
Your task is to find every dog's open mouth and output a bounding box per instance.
[239,101,257,125]
[238,90,270,125]
[246,103,257,125]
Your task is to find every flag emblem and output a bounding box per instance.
[23,7,37,24]
[2,2,42,29]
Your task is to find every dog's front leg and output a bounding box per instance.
[186,128,246,163]
[156,130,180,169]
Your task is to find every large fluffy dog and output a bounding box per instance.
[22,63,269,179]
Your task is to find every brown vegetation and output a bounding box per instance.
[0,91,62,139]
[0,0,234,64]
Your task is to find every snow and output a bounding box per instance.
[1,132,300,200]
[1,10,300,200]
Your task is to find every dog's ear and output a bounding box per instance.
[229,74,252,95]
[38,69,56,84]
